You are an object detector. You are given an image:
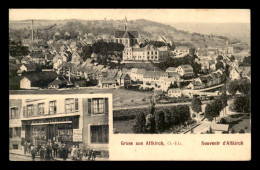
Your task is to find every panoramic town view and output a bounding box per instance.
[9,9,251,160]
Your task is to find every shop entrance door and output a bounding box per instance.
[47,125,55,142]
[25,125,31,142]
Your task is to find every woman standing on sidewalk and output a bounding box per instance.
[71,145,76,160]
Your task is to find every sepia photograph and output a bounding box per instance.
[9,94,111,161]
[9,8,251,161]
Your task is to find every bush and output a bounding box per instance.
[231,129,235,134]
[239,129,245,134]
[155,111,165,133]
[245,126,248,129]
[219,118,227,124]
[132,112,146,134]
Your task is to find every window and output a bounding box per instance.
[155,51,157,55]
[9,128,13,138]
[13,127,21,138]
[49,101,57,115]
[93,98,104,114]
[38,103,45,115]
[10,107,19,119]
[65,98,75,113]
[27,105,34,117]
[90,125,109,144]
[65,98,78,113]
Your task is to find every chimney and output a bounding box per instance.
[31,20,34,41]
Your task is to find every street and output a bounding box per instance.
[9,153,43,161]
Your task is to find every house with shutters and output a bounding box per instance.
[176,65,194,77]
[28,52,47,65]
[11,95,110,157]
[172,46,189,58]
[19,63,37,73]
[168,88,182,98]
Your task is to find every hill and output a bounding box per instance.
[9,19,234,49]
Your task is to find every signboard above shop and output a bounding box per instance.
[73,129,82,142]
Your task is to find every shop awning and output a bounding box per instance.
[31,121,72,126]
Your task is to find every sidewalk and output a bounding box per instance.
[9,149,109,161]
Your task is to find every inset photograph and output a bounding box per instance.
[9,95,111,161]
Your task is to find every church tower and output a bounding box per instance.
[124,16,127,31]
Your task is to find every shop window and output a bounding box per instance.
[10,107,19,119]
[27,105,34,117]
[49,101,57,115]
[90,125,109,144]
[38,103,45,115]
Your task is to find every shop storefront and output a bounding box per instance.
[22,116,80,147]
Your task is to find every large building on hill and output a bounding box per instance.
[117,17,169,61]
[123,44,169,61]
[114,17,139,47]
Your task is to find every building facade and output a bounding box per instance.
[9,95,111,157]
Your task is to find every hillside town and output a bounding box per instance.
[10,16,251,154]
[10,18,250,94]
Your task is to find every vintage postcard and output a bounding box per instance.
[9,9,251,161]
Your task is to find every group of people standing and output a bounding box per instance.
[71,145,96,161]
[21,138,96,161]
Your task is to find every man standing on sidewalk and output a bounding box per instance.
[24,141,27,154]
[31,145,37,161]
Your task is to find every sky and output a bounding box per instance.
[9,9,250,23]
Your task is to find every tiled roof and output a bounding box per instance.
[166,67,177,72]
[30,52,45,58]
[132,48,145,52]
[175,46,189,51]
[114,31,138,38]
[143,71,168,78]
[179,65,193,71]
[48,76,67,86]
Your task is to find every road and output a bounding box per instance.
[9,153,43,161]
[114,100,211,111]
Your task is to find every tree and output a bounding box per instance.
[145,113,156,133]
[176,105,190,124]
[219,90,228,116]
[230,55,235,61]
[227,79,239,96]
[237,78,251,95]
[155,111,165,133]
[205,104,214,122]
[234,96,250,113]
[132,112,146,134]
[205,100,222,122]
[191,97,202,118]
[164,109,172,128]
[217,55,223,61]
[81,45,93,61]
[215,61,224,70]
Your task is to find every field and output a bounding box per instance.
[10,88,153,109]
[114,120,136,134]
